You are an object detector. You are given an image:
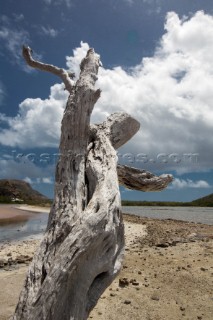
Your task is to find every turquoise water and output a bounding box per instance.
[0,206,212,242]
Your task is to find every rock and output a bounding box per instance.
[124,300,131,305]
[16,255,28,264]
[200,267,207,271]
[110,293,116,297]
[130,279,139,286]
[0,258,7,268]
[151,293,160,301]
[156,243,169,248]
[7,257,14,265]
[4,266,11,271]
[119,277,129,287]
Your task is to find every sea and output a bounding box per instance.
[0,206,212,242]
[122,206,213,225]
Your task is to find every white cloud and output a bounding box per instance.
[139,0,162,14]
[23,177,33,184]
[94,11,213,171]
[0,158,55,181]
[0,81,6,105]
[0,15,31,70]
[0,151,55,186]
[0,15,43,71]
[27,177,54,185]
[0,83,68,147]
[41,26,59,38]
[43,0,73,7]
[64,0,72,7]
[170,178,211,189]
[0,12,213,174]
[13,13,24,22]
[0,27,29,63]
[66,41,90,77]
[0,15,10,24]
[41,177,53,184]
[123,0,135,6]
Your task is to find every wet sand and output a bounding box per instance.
[0,205,35,224]
[0,214,213,320]
[15,205,50,214]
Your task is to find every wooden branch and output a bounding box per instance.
[22,46,74,92]
[14,46,173,320]
[13,48,123,320]
[90,114,173,192]
[117,165,173,191]
[90,112,140,150]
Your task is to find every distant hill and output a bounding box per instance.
[0,179,51,205]
[190,193,213,207]
[122,193,213,207]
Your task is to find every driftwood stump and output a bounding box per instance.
[13,47,172,320]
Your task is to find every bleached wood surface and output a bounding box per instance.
[22,46,74,92]
[13,47,173,320]
[117,165,173,191]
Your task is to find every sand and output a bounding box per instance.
[14,205,50,214]
[0,205,34,220]
[0,210,213,320]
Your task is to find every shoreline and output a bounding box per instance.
[0,204,212,244]
[14,204,50,214]
[0,215,213,319]
[0,205,35,220]
[0,203,212,225]
[0,205,49,244]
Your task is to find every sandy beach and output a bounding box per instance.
[0,207,213,320]
[0,204,49,222]
[14,205,50,214]
[0,205,34,221]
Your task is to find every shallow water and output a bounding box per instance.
[122,206,213,225]
[0,206,212,242]
[0,212,48,242]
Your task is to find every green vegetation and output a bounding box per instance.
[0,195,14,204]
[0,179,212,207]
[122,193,213,207]
[0,179,52,206]
[190,193,213,207]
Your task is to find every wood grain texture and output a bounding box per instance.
[13,47,172,320]
[117,165,173,191]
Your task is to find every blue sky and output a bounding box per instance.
[0,0,213,202]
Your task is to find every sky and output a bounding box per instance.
[0,0,213,202]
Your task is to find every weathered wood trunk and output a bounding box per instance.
[13,47,172,320]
